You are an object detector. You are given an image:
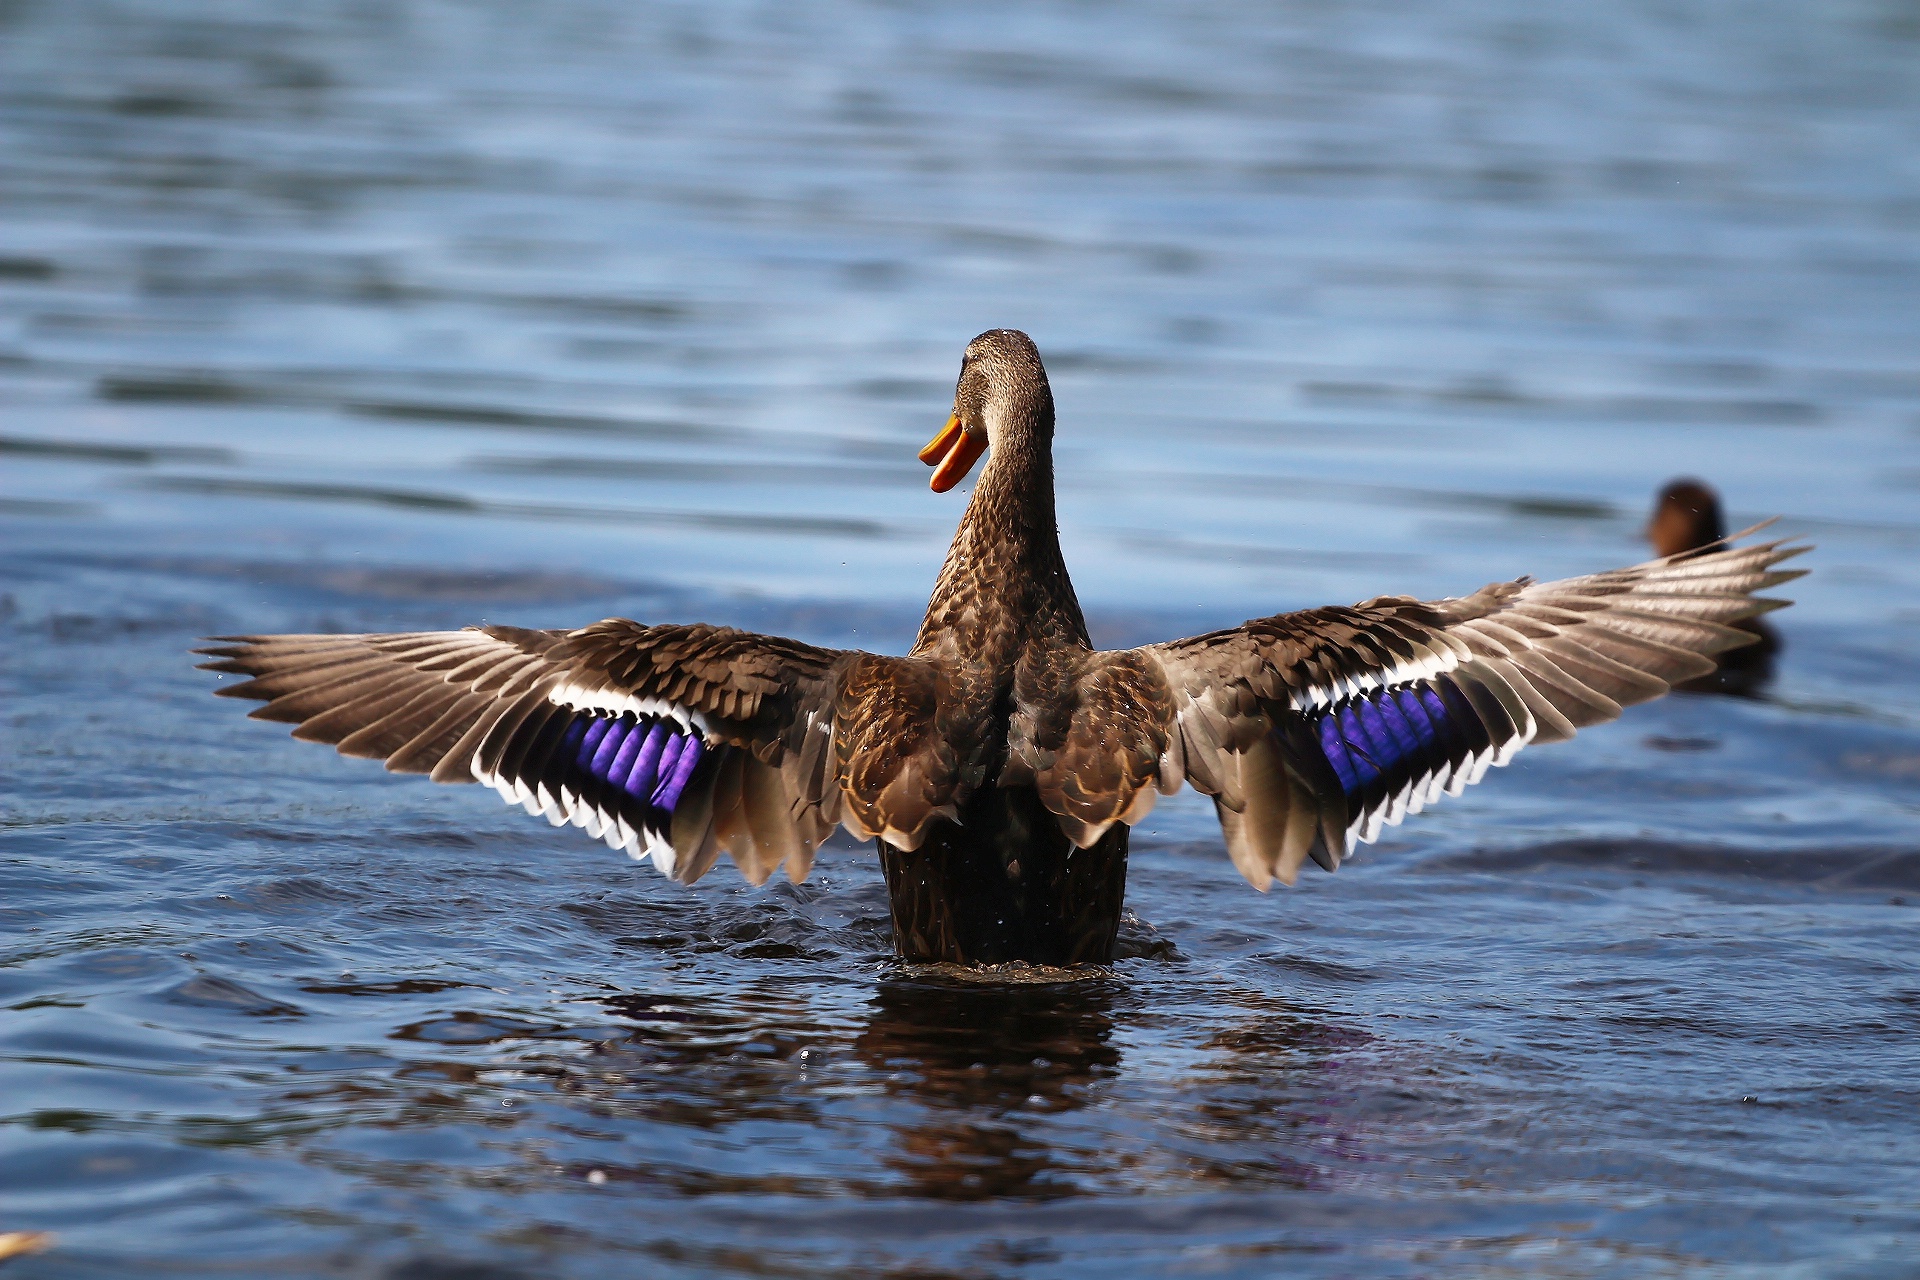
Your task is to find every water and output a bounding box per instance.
[3,1,1919,1275]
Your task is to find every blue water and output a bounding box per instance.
[3,1,1919,1275]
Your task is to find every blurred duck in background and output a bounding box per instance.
[1648,478,1782,698]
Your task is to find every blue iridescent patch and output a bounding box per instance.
[1314,680,1465,804]
[564,713,706,813]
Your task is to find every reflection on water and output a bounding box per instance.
[855,976,1122,1201]
[3,0,1920,1275]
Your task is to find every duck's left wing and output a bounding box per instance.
[199,620,879,886]
[1013,535,1806,889]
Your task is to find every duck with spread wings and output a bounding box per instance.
[199,330,1807,966]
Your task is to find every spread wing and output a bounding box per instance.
[197,620,955,886]
[1011,533,1808,889]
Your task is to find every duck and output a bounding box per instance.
[199,330,1807,966]
[1646,478,1782,697]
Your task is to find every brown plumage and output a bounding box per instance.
[198,330,1809,965]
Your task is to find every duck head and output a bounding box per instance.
[919,329,1055,492]
[1648,478,1725,558]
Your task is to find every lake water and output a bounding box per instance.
[3,1,1919,1275]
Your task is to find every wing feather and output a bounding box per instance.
[198,619,913,882]
[1012,534,1805,882]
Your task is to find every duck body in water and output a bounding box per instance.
[1647,478,1782,698]
[881,334,1124,963]
[200,330,1807,966]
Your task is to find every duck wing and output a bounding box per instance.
[1010,533,1807,889]
[198,621,946,886]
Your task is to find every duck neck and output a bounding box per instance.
[914,416,1087,659]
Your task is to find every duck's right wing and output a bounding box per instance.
[199,620,948,886]
[1010,534,1807,889]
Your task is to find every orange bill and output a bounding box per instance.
[919,413,963,465]
[928,422,987,492]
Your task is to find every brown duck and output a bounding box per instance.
[1646,478,1783,697]
[200,330,1807,966]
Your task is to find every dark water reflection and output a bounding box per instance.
[4,0,1920,1275]
[853,976,1124,1202]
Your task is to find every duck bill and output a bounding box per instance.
[928,429,986,492]
[921,414,987,492]
[919,414,963,466]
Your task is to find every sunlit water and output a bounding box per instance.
[3,1,1920,1276]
